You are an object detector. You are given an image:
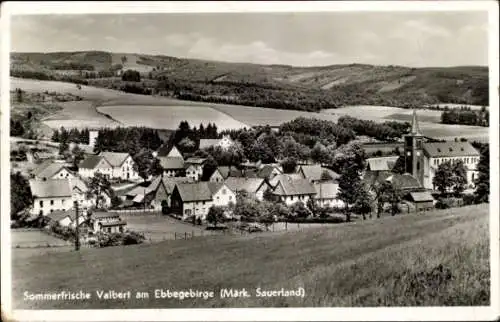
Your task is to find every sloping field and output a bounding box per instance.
[43,101,121,129]
[12,204,489,309]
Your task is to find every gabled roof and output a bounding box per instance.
[99,152,130,167]
[162,176,195,194]
[32,161,71,179]
[207,182,227,195]
[313,182,340,200]
[159,156,185,170]
[214,166,243,179]
[272,178,316,196]
[298,164,339,182]
[46,209,73,222]
[29,179,72,198]
[366,156,400,171]
[410,191,435,202]
[69,177,89,193]
[423,142,479,158]
[175,182,213,202]
[269,173,304,188]
[385,173,421,190]
[257,164,282,179]
[185,157,207,165]
[79,155,109,169]
[224,177,266,194]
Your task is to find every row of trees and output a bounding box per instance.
[51,127,90,145]
[441,108,489,127]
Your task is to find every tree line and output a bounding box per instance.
[441,108,489,127]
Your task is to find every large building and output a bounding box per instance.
[404,109,480,190]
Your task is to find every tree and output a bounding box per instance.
[87,172,112,209]
[207,206,225,227]
[71,145,85,169]
[58,140,69,157]
[111,194,122,208]
[387,184,402,216]
[391,156,406,174]
[259,204,275,231]
[372,181,387,218]
[474,145,489,203]
[281,157,297,174]
[290,201,311,219]
[10,172,33,219]
[311,142,331,165]
[201,156,218,181]
[433,161,454,195]
[51,129,60,142]
[353,184,373,220]
[16,88,23,103]
[337,163,363,222]
[451,160,467,196]
[306,198,320,217]
[121,69,141,82]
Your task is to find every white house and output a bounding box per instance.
[184,157,206,181]
[78,155,114,179]
[297,164,340,183]
[209,166,243,183]
[90,211,127,233]
[170,182,214,220]
[271,177,317,206]
[46,209,86,228]
[208,182,236,207]
[99,152,140,181]
[69,176,111,210]
[29,179,73,216]
[32,160,75,180]
[313,182,345,208]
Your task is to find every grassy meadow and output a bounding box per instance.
[12,204,489,309]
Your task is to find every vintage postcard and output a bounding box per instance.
[1,1,499,321]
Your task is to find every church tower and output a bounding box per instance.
[404,109,425,185]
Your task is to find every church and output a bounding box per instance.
[403,109,480,191]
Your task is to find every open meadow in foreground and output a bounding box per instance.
[11,204,489,309]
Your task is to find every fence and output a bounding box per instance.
[108,208,162,215]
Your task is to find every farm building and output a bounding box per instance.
[184,157,206,181]
[31,160,75,180]
[254,164,283,181]
[207,182,236,207]
[46,209,86,228]
[409,191,435,211]
[224,177,270,201]
[159,156,185,177]
[78,155,114,179]
[98,152,140,181]
[29,179,73,216]
[271,177,317,206]
[90,211,127,233]
[209,166,243,183]
[170,182,214,220]
[122,175,170,211]
[313,182,345,208]
[199,135,235,150]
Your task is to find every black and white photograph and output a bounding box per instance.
[1,1,499,321]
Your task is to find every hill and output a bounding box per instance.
[12,204,489,309]
[11,51,489,111]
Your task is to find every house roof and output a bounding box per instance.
[423,142,479,158]
[175,182,213,202]
[215,166,243,179]
[313,182,340,200]
[299,165,340,182]
[92,211,121,219]
[366,156,400,171]
[273,177,316,196]
[29,179,72,198]
[46,209,73,222]
[184,157,206,165]
[99,152,130,167]
[224,177,265,194]
[269,173,304,187]
[32,160,69,179]
[256,164,282,179]
[385,173,422,190]
[207,182,226,195]
[199,139,222,150]
[100,220,127,227]
[69,177,89,193]
[159,156,185,170]
[162,176,195,194]
[410,191,435,202]
[79,155,106,169]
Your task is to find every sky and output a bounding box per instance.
[10,11,489,67]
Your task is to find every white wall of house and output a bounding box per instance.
[182,200,213,220]
[209,171,224,183]
[31,196,72,216]
[316,198,345,208]
[49,168,75,180]
[113,156,139,180]
[212,185,236,207]
[58,216,73,227]
[279,194,311,206]
[186,165,203,181]
[425,155,480,190]
[255,184,268,201]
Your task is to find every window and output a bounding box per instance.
[229,196,232,200]
[185,209,192,215]
[108,227,112,233]
[62,199,65,205]
[50,200,54,205]
[50,209,54,213]
[222,188,227,195]
[39,200,44,207]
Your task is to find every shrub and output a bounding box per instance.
[122,231,145,245]
[435,197,464,209]
[462,193,476,206]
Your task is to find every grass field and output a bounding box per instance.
[11,204,489,309]
[11,230,69,248]
[11,77,489,140]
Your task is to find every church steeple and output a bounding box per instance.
[410,108,422,136]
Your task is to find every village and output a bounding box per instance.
[10,107,486,248]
